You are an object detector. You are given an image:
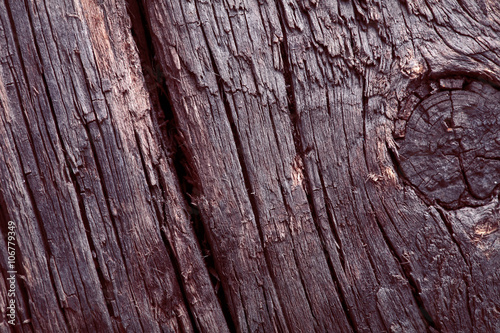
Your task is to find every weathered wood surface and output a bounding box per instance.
[0,0,225,331]
[0,0,499,332]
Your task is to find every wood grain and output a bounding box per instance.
[0,0,499,332]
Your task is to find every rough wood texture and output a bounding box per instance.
[0,0,224,331]
[399,79,500,206]
[0,0,499,332]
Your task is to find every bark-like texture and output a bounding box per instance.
[0,0,499,332]
[0,0,224,331]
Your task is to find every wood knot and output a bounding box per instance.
[394,77,500,208]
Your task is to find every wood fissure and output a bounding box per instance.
[274,3,358,331]
[158,225,200,333]
[132,126,199,333]
[376,197,439,331]
[2,0,500,331]
[127,1,234,332]
[434,206,475,327]
[368,137,439,330]
[201,17,288,331]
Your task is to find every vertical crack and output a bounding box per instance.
[187,1,294,330]
[323,92,347,272]
[375,198,439,332]
[126,0,236,331]
[363,86,438,330]
[204,36,285,332]
[434,207,469,265]
[434,206,474,326]
[315,160,358,331]
[157,223,200,333]
[273,1,357,331]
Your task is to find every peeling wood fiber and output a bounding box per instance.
[0,0,499,332]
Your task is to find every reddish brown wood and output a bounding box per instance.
[0,0,499,332]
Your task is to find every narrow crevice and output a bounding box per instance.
[126,1,201,331]
[316,174,353,291]
[434,206,474,324]
[374,198,439,332]
[386,124,472,330]
[362,93,421,301]
[276,182,319,323]
[312,132,361,331]
[126,1,237,331]
[302,141,359,332]
[167,145,236,333]
[457,154,480,203]
[206,38,287,332]
[271,91,349,324]
[273,3,358,332]
[322,94,348,272]
[363,67,435,329]
[157,225,201,333]
[188,1,295,331]
[386,142,406,181]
